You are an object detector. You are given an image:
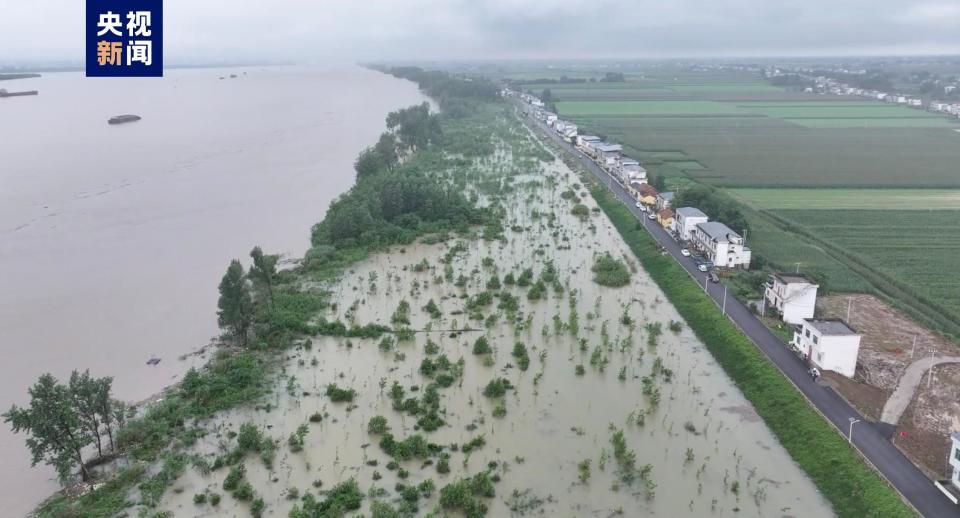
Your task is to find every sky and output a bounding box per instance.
[2,0,960,64]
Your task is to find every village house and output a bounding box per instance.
[576,135,601,151]
[657,208,674,229]
[626,179,648,199]
[690,221,751,268]
[596,143,622,160]
[656,191,675,211]
[791,319,861,378]
[673,207,709,241]
[935,433,960,503]
[764,273,819,324]
[638,184,659,208]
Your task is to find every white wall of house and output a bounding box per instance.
[690,224,751,268]
[765,277,819,324]
[792,322,861,378]
[950,433,960,488]
[675,213,708,241]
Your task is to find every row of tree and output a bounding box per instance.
[4,371,127,483]
[671,184,750,237]
[386,66,500,117]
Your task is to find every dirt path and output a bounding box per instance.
[881,356,960,424]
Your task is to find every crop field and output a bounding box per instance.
[773,209,960,318]
[731,188,960,210]
[543,82,960,188]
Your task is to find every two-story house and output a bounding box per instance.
[764,273,819,324]
[791,319,861,378]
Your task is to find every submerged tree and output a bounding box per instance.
[5,374,93,482]
[249,246,280,311]
[218,259,253,347]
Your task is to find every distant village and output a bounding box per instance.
[511,88,865,384]
[764,66,960,118]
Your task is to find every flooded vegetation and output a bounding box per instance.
[17,71,832,517]
[149,111,830,516]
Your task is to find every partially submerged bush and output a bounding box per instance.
[591,253,630,287]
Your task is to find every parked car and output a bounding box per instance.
[709,272,719,283]
[698,263,709,272]
[647,213,657,220]
[635,201,641,208]
[680,248,691,257]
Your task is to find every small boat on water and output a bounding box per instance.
[146,356,161,366]
[108,114,141,125]
[0,88,38,98]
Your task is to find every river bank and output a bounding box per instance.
[0,65,429,516]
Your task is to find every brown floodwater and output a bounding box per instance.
[0,65,428,515]
[154,138,834,516]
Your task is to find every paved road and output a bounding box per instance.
[525,112,958,517]
[883,356,960,425]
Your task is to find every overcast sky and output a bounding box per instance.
[2,0,960,64]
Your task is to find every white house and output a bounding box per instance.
[935,433,960,504]
[764,273,819,324]
[576,135,600,149]
[596,143,622,161]
[673,207,708,241]
[690,221,751,268]
[791,319,861,378]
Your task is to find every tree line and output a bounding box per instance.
[672,185,750,237]
[4,371,128,483]
[385,66,500,117]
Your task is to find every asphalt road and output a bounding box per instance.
[526,112,958,517]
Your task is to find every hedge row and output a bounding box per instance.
[590,184,913,518]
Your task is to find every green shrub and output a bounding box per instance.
[591,253,631,287]
[326,383,357,403]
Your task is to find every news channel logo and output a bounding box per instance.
[86,0,163,77]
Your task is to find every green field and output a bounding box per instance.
[731,188,960,210]
[558,100,742,116]
[773,209,960,319]
[520,71,960,336]
[548,83,960,188]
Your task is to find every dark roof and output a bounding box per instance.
[804,319,858,336]
[675,207,707,218]
[695,221,740,243]
[773,272,818,286]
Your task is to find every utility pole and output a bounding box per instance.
[722,284,728,315]
[794,262,801,274]
[928,349,935,389]
[846,298,852,322]
[910,335,917,359]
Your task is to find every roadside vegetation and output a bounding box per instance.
[588,181,913,517]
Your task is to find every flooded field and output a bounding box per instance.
[152,124,833,517]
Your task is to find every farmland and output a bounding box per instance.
[517,72,960,337]
[542,84,960,188]
[773,209,960,319]
[731,188,960,210]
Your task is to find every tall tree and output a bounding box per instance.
[93,377,116,452]
[249,246,279,311]
[5,374,92,482]
[218,260,253,347]
[68,371,104,458]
